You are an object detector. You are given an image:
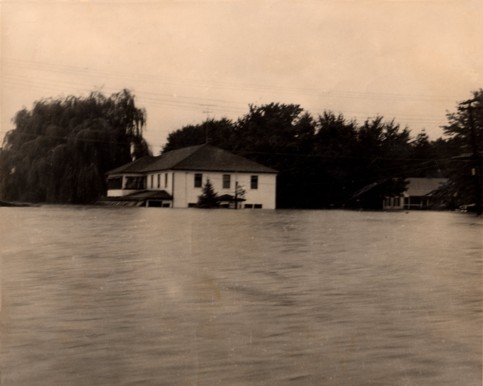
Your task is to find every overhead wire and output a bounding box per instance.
[4,57,457,105]
[2,57,453,141]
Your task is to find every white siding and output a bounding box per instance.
[244,173,277,209]
[107,174,145,197]
[171,171,276,209]
[107,189,140,197]
[170,172,186,208]
[107,170,277,209]
[142,172,173,192]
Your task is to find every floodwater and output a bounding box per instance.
[0,207,481,386]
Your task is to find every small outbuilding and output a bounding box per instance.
[383,177,448,210]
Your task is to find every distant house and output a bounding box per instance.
[104,144,277,209]
[383,178,448,210]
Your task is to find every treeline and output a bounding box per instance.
[163,97,481,209]
[0,89,150,203]
[1,88,481,209]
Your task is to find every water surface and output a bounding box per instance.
[0,207,481,385]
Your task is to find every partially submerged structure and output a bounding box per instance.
[103,144,277,209]
[383,178,448,210]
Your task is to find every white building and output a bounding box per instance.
[105,144,277,209]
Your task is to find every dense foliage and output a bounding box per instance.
[0,89,150,204]
[2,88,480,210]
[439,89,483,212]
[163,103,450,209]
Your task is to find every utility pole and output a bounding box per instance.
[462,98,482,215]
[234,180,238,210]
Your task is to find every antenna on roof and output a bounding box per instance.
[202,106,212,117]
[202,105,214,144]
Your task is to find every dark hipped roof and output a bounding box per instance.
[107,156,159,175]
[108,144,277,175]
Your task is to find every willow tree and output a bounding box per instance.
[0,89,150,204]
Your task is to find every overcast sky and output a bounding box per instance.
[2,0,482,154]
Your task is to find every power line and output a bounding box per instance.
[2,57,454,139]
[3,72,448,130]
[4,57,459,103]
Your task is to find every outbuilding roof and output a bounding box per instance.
[108,144,277,175]
[404,178,448,197]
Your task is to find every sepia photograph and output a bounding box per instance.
[1,0,482,385]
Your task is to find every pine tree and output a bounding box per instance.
[197,179,219,208]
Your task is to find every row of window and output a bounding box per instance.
[384,196,401,207]
[146,200,171,208]
[109,173,260,191]
[125,176,146,190]
[149,173,169,189]
[188,203,263,209]
[194,174,258,189]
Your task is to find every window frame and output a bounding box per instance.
[222,174,231,189]
[250,175,258,190]
[194,173,203,188]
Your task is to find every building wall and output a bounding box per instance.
[173,171,277,209]
[108,170,277,209]
[383,196,404,210]
[108,189,139,197]
[146,172,172,192]
[383,195,435,210]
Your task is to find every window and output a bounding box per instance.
[250,175,258,189]
[157,174,161,189]
[107,177,122,190]
[244,204,262,209]
[150,175,154,188]
[125,176,145,190]
[147,200,162,207]
[223,174,231,189]
[165,173,168,188]
[194,173,203,188]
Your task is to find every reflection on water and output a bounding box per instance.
[0,207,481,385]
